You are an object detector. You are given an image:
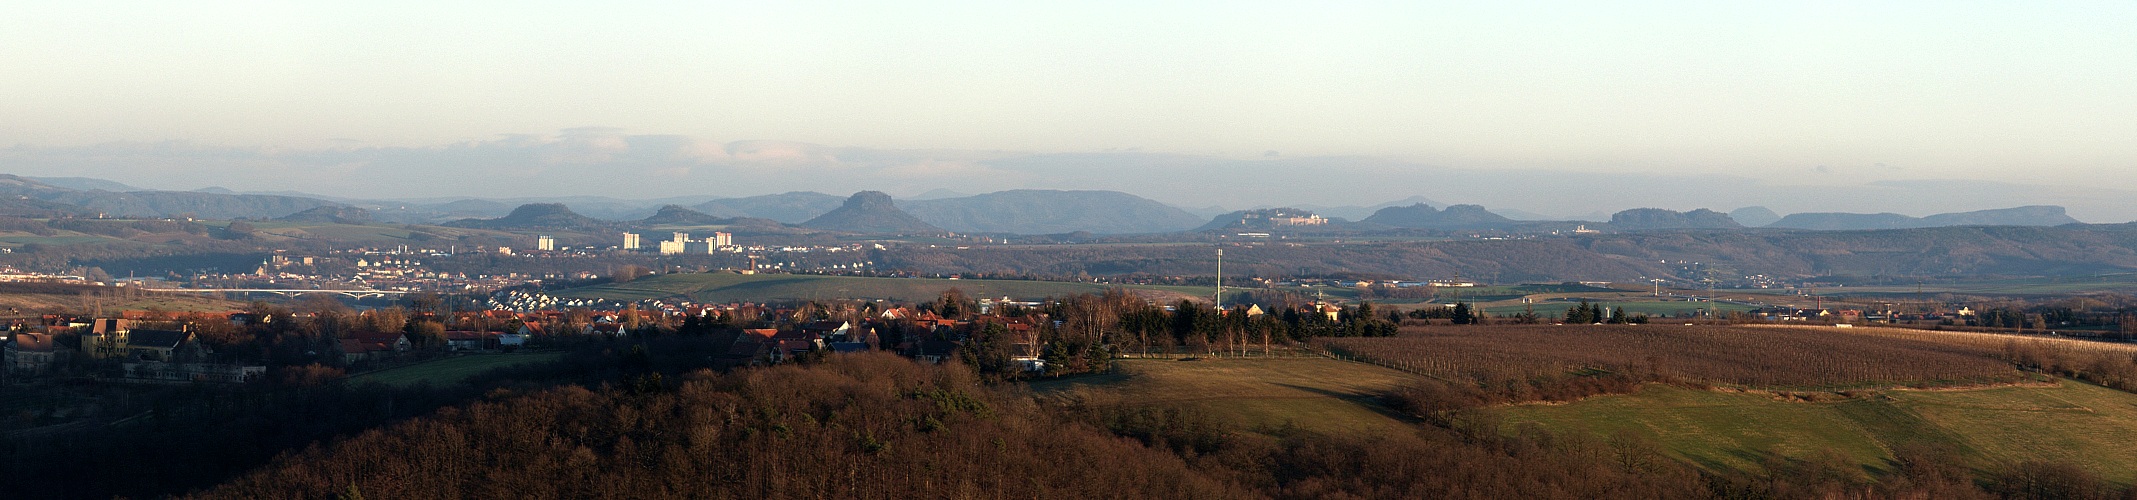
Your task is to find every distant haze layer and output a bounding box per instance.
[5,135,2136,223]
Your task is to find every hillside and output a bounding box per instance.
[1728,206,1782,227]
[1362,203,1519,230]
[443,203,610,231]
[0,174,347,220]
[887,240,1667,282]
[639,205,734,225]
[277,205,372,224]
[1609,208,1742,230]
[902,189,1205,234]
[798,191,942,234]
[1577,225,2137,277]
[694,191,846,223]
[1771,206,2081,230]
[1497,381,2137,482]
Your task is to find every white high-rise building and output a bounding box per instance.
[712,231,733,247]
[622,232,641,250]
[536,235,555,251]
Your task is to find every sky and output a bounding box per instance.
[4,2,2136,219]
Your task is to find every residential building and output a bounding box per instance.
[5,332,57,375]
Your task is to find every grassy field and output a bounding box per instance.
[1491,380,2137,484]
[348,352,565,388]
[1728,274,2137,298]
[1029,352,2137,484]
[1030,357,1425,435]
[1484,299,1758,318]
[0,291,249,315]
[556,272,1212,304]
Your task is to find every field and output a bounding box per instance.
[346,352,565,388]
[1492,380,2137,484]
[1030,357,1425,434]
[0,284,250,315]
[1482,299,1758,318]
[1322,325,2027,390]
[1732,273,2137,299]
[556,272,1212,304]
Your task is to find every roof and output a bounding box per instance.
[444,330,493,341]
[11,332,53,352]
[127,329,190,349]
[726,340,768,358]
[340,338,396,354]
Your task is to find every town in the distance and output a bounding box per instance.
[7,173,2137,498]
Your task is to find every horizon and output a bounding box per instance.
[6,3,2137,221]
[16,170,2119,225]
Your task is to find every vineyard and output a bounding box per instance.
[1319,324,2033,391]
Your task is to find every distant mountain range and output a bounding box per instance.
[1767,206,2080,230]
[0,173,2104,235]
[903,190,1204,234]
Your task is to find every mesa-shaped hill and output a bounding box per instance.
[1770,206,2081,230]
[1608,208,1743,230]
[1362,203,1518,230]
[902,190,1205,234]
[1728,206,1782,227]
[798,191,942,234]
[444,203,609,231]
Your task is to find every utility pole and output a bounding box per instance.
[1214,248,1224,310]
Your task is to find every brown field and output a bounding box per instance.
[1321,324,2030,391]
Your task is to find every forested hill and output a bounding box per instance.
[0,175,345,220]
[1768,205,2082,230]
[902,189,1206,234]
[885,225,2137,281]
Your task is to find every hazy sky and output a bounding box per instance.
[4,2,2136,217]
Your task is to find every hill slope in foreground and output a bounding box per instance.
[555,272,1210,304]
[1493,380,2137,484]
[1068,324,2137,487]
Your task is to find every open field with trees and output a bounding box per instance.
[556,272,1211,304]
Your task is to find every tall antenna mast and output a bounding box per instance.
[1214,248,1224,310]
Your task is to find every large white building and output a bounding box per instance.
[657,231,734,255]
[622,232,641,250]
[536,235,555,251]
